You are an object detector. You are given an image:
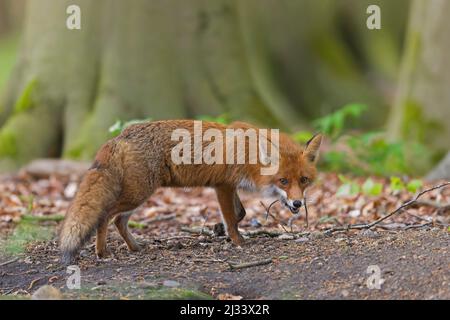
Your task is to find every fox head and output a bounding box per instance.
[258,133,323,214]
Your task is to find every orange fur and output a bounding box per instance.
[59,120,322,264]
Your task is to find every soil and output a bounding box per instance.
[1,226,449,300]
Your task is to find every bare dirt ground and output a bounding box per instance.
[0,163,449,299]
[1,226,449,299]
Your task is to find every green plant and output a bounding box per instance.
[338,176,423,198]
[196,113,231,125]
[406,179,423,193]
[390,176,423,193]
[300,103,433,177]
[292,131,314,144]
[336,174,360,196]
[313,103,367,140]
[390,176,405,191]
[362,178,383,196]
[109,118,152,137]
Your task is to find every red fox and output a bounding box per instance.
[59,120,322,264]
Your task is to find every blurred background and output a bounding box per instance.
[0,0,449,178]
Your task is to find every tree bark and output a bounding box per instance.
[426,151,450,181]
[0,0,408,171]
[0,1,11,35]
[388,0,450,155]
[0,0,304,170]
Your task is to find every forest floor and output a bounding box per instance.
[0,160,449,300]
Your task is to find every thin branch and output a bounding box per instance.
[260,200,289,232]
[404,209,432,222]
[144,213,176,224]
[260,200,279,221]
[201,210,211,235]
[180,225,309,239]
[411,200,450,214]
[27,277,44,291]
[159,235,197,241]
[324,182,450,234]
[304,194,309,228]
[403,222,433,230]
[365,182,449,228]
[228,258,273,270]
[192,258,227,263]
[244,229,309,238]
[0,257,18,267]
[181,226,214,237]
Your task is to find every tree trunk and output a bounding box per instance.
[0,0,304,170]
[0,1,10,35]
[0,0,407,171]
[0,0,26,34]
[388,0,450,156]
[426,151,450,181]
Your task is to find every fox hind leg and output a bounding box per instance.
[95,216,111,258]
[114,211,141,252]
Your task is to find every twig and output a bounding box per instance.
[228,258,273,270]
[2,287,16,295]
[411,200,450,214]
[304,194,309,228]
[201,210,211,234]
[364,182,449,228]
[27,277,44,291]
[0,257,18,267]
[181,226,214,237]
[287,215,297,232]
[324,182,450,234]
[403,222,433,230]
[144,213,176,224]
[182,225,309,239]
[404,209,432,222]
[160,235,197,241]
[192,258,227,263]
[260,200,279,221]
[180,182,448,242]
[260,200,289,232]
[244,229,286,238]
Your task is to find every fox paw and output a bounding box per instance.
[231,234,245,247]
[96,248,111,259]
[127,241,142,252]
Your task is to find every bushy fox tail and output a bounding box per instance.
[59,144,122,264]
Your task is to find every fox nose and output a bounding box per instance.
[293,200,303,208]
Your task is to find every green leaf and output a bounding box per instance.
[337,182,360,197]
[197,113,231,125]
[108,120,124,137]
[406,179,423,193]
[362,178,383,196]
[313,103,368,139]
[390,176,405,191]
[292,131,314,144]
[14,78,38,114]
[338,174,350,184]
[108,118,152,137]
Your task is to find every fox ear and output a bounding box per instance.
[304,133,323,163]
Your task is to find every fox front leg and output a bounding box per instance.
[213,190,246,237]
[215,186,245,246]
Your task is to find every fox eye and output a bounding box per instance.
[300,176,309,184]
[279,178,289,185]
